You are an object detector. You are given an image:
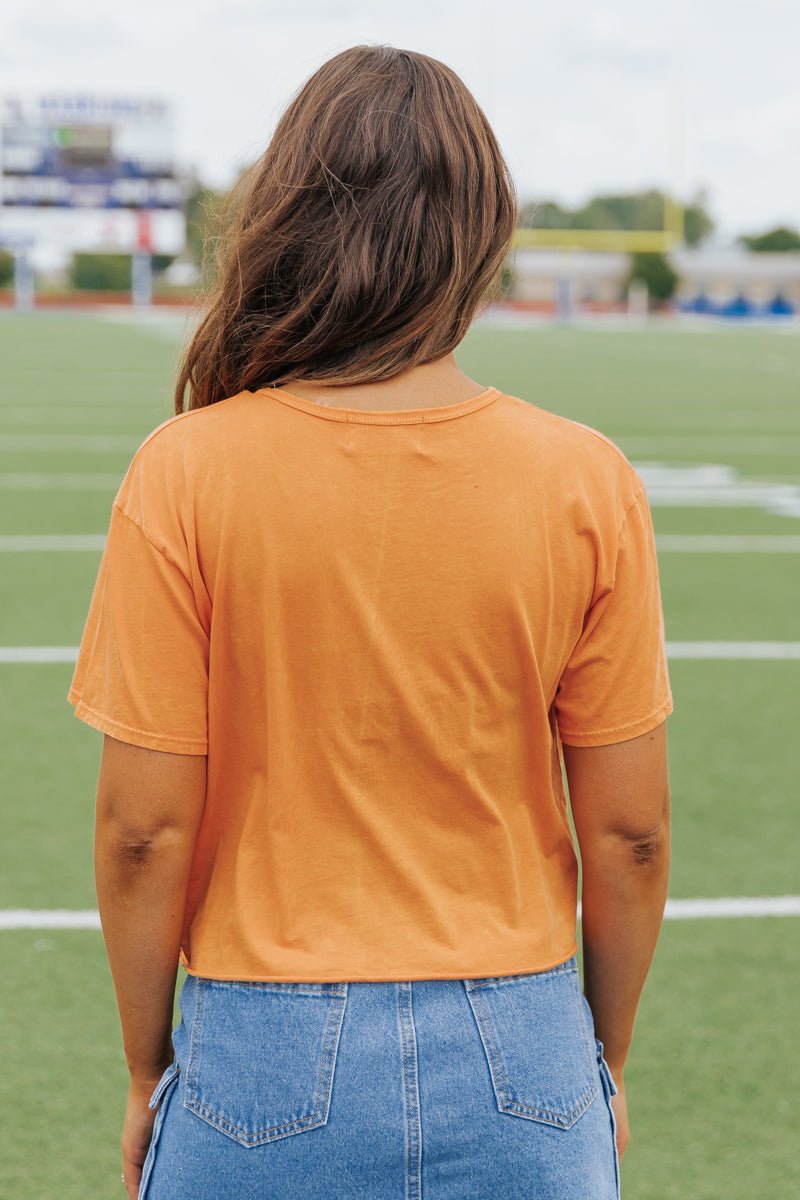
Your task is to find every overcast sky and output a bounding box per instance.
[3,0,798,240]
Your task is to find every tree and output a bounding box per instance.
[497,261,516,298]
[572,189,665,231]
[0,250,13,288]
[738,226,800,252]
[626,251,679,307]
[682,186,714,247]
[151,254,176,273]
[517,199,571,229]
[69,253,131,291]
[517,188,714,246]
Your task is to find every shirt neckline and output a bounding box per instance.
[258,385,501,424]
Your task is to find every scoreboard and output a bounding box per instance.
[0,93,186,257]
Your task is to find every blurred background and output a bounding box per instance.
[0,1,798,1197]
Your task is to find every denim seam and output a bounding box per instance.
[199,979,347,998]
[599,1056,621,1199]
[574,978,599,1083]
[185,975,205,1105]
[187,1098,325,1142]
[148,1059,180,1110]
[397,982,423,1200]
[464,985,511,1098]
[464,960,578,990]
[310,984,348,1127]
[138,1065,180,1199]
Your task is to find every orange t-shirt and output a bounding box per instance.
[68,384,673,982]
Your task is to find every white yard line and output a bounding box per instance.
[2,533,800,554]
[660,897,800,919]
[635,464,800,519]
[0,910,102,930]
[0,404,157,418]
[0,535,107,551]
[666,642,800,660]
[0,434,142,451]
[2,897,799,930]
[623,437,800,456]
[655,534,800,553]
[0,474,121,490]
[4,642,800,664]
[0,647,80,662]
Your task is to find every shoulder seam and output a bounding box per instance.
[509,399,640,476]
[111,501,191,581]
[567,417,637,472]
[616,480,647,541]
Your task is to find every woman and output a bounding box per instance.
[68,43,672,1200]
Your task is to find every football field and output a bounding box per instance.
[1,311,798,1198]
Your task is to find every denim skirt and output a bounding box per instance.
[139,954,620,1199]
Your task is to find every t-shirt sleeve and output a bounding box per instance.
[554,482,673,747]
[67,501,209,754]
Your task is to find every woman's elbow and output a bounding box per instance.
[95,815,189,870]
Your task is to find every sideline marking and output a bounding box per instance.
[4,643,800,664]
[2,897,799,930]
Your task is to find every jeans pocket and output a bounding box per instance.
[463,957,599,1129]
[184,978,349,1147]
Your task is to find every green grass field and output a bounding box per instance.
[1,311,798,1198]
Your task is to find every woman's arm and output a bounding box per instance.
[562,720,671,1158]
[94,735,207,1194]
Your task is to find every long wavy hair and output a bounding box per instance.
[174,44,517,412]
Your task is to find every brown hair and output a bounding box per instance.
[174,43,517,413]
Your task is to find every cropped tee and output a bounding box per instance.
[68,384,673,982]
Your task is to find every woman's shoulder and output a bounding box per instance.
[496,391,643,503]
[113,391,254,517]
[130,391,254,461]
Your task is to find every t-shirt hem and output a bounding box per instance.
[178,940,580,983]
[558,694,674,747]
[67,688,208,754]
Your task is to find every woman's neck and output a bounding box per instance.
[272,355,486,412]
